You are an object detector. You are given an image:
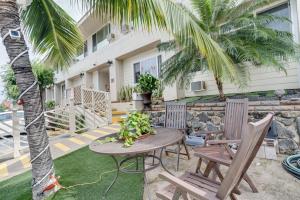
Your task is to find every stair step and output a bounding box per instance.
[112,111,127,115]
[112,117,123,123]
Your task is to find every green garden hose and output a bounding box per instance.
[282,154,300,180]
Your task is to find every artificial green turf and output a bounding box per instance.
[0,147,144,200]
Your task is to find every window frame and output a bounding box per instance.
[256,2,291,33]
[92,23,111,52]
[133,55,162,84]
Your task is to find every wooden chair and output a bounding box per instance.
[156,113,274,200]
[194,99,256,192]
[164,102,190,171]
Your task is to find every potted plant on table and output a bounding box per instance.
[119,112,155,147]
[136,73,159,110]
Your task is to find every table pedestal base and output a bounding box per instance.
[104,149,172,197]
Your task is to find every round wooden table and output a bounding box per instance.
[89,128,183,196]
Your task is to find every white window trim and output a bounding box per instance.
[256,0,289,14]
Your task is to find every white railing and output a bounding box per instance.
[0,109,28,160]
[73,86,112,124]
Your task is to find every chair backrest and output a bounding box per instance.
[164,102,187,130]
[216,113,274,199]
[224,99,248,140]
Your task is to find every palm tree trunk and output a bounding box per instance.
[0,1,54,199]
[214,75,226,101]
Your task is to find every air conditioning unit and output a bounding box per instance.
[121,24,130,34]
[107,33,116,42]
[190,81,206,92]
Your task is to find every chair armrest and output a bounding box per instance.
[206,139,241,145]
[194,151,232,166]
[158,172,215,199]
[198,130,224,136]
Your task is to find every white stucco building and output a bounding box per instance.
[46,0,300,106]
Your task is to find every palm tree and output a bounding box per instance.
[0,0,236,199]
[159,0,299,100]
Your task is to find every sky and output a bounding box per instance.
[0,0,84,102]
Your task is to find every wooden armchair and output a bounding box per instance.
[194,99,257,192]
[164,102,190,171]
[202,99,248,145]
[156,113,274,200]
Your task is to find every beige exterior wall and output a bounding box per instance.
[49,0,300,105]
[185,62,300,97]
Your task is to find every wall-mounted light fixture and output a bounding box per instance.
[106,60,113,65]
[80,72,85,79]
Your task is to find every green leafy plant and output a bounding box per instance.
[45,100,55,110]
[118,85,134,102]
[152,80,164,99]
[2,62,54,101]
[119,112,154,147]
[136,73,159,94]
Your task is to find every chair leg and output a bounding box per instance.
[243,173,259,193]
[214,166,241,195]
[230,193,238,200]
[195,158,202,174]
[203,161,215,177]
[182,139,191,160]
[176,143,180,171]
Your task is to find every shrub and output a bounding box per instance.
[119,112,154,147]
[45,100,56,110]
[118,85,134,102]
[136,73,158,94]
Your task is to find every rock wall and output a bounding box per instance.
[149,100,300,155]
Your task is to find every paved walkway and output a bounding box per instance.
[0,124,120,181]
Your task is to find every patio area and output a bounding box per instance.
[1,145,300,200]
[145,148,300,200]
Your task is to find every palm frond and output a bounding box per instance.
[74,0,236,79]
[21,0,83,69]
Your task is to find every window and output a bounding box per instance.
[259,3,291,32]
[92,24,111,52]
[133,55,162,83]
[133,63,141,83]
[92,34,97,52]
[84,41,88,57]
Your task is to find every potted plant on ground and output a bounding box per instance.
[132,86,144,111]
[136,73,159,110]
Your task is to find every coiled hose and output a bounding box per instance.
[282,154,300,180]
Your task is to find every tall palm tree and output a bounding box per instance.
[159,0,299,100]
[0,0,236,199]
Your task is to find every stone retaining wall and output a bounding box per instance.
[149,100,300,155]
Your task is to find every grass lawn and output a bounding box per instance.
[0,147,144,200]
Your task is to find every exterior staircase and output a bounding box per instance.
[44,87,112,134]
[112,110,127,124]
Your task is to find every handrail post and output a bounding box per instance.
[92,91,96,128]
[106,92,112,124]
[81,86,84,106]
[12,104,20,158]
[69,98,76,133]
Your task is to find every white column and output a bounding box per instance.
[92,71,100,91]
[12,105,20,158]
[109,59,123,102]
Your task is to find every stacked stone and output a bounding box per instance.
[149,99,300,155]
